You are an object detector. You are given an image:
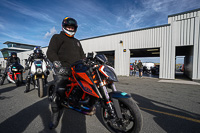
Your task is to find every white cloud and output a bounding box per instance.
[44,27,57,38]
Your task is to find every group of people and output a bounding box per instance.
[130,60,143,77]
[0,17,85,129]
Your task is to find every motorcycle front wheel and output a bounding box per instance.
[38,78,44,98]
[100,98,143,133]
[16,74,22,87]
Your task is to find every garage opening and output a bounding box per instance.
[96,51,115,67]
[130,48,160,78]
[175,46,193,80]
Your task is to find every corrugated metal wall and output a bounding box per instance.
[169,10,200,80]
[81,25,172,78]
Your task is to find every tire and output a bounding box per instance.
[38,78,44,98]
[47,83,55,102]
[100,98,143,133]
[16,74,22,87]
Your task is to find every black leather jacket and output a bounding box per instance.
[7,56,20,66]
[47,31,85,69]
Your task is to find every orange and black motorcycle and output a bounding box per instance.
[48,53,142,133]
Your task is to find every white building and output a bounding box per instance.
[1,8,200,81]
[79,8,200,81]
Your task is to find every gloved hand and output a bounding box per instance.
[53,61,62,69]
[25,65,29,70]
[47,64,51,69]
[53,61,68,76]
[58,67,67,75]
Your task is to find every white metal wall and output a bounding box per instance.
[81,25,172,78]
[169,10,200,80]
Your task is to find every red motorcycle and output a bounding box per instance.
[0,62,24,86]
[48,53,142,133]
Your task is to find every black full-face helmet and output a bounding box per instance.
[11,52,17,57]
[62,17,78,37]
[33,47,43,58]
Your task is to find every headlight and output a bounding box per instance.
[12,68,18,71]
[99,65,118,82]
[37,68,43,74]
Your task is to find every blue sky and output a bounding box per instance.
[0,0,199,58]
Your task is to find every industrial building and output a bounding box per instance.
[79,8,200,81]
[1,8,200,81]
[0,41,38,68]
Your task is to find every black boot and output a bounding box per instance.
[0,75,6,85]
[49,107,61,129]
[24,77,30,93]
[24,83,30,93]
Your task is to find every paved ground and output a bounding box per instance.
[0,72,200,133]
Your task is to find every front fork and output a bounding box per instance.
[96,69,122,119]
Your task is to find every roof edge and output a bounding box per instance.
[168,8,200,17]
[3,41,38,47]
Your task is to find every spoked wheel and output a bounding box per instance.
[100,98,142,133]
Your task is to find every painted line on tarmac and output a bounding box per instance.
[140,107,200,123]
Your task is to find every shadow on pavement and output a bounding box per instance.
[0,97,87,133]
[131,93,200,133]
[59,109,87,133]
[0,82,26,96]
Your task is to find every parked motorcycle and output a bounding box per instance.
[48,53,143,133]
[28,59,49,98]
[0,62,24,86]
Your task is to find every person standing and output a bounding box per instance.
[130,64,133,76]
[132,60,137,76]
[137,60,143,78]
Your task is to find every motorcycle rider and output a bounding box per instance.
[24,47,50,93]
[0,52,20,85]
[46,16,85,129]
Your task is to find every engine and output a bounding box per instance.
[66,85,97,110]
[67,86,83,107]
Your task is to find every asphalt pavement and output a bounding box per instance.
[0,72,200,133]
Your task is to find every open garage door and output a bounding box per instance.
[130,48,160,78]
[96,51,115,67]
[175,46,193,80]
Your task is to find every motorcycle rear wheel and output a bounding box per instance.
[100,98,143,133]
